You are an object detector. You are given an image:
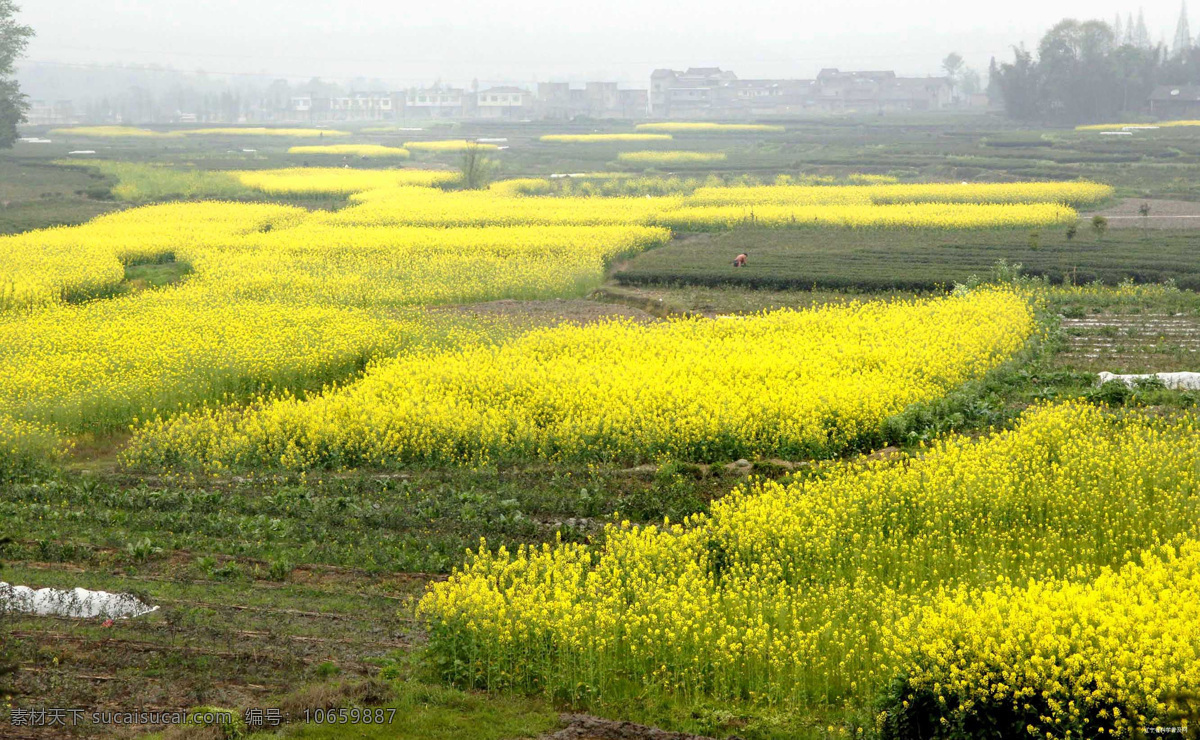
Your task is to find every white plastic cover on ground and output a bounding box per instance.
[0,582,159,619]
[1097,371,1200,390]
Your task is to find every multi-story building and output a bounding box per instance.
[646,66,951,118]
[534,82,649,119]
[404,87,467,119]
[476,86,532,119]
[650,67,738,118]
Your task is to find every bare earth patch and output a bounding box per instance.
[1083,198,1200,229]
[1058,313,1200,373]
[543,714,730,740]
[430,298,656,328]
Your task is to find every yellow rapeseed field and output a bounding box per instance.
[1076,120,1200,130]
[49,126,178,138]
[0,166,1107,456]
[887,540,1200,736]
[234,167,459,195]
[617,151,727,164]
[184,127,350,137]
[0,192,666,434]
[657,202,1078,230]
[287,144,411,158]
[416,403,1200,719]
[123,290,1034,470]
[686,181,1114,208]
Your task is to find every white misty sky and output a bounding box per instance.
[15,0,1185,86]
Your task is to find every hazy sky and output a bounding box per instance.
[16,0,1184,87]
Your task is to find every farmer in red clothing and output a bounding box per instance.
[732,253,748,268]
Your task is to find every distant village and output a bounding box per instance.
[24,67,990,126]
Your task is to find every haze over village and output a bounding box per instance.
[15,1,1185,126]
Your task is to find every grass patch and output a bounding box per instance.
[277,681,557,740]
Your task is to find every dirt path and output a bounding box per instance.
[430,298,656,326]
[543,714,734,740]
[1082,198,1200,229]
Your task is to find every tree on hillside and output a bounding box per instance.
[0,0,33,149]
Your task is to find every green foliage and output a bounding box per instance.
[65,161,255,203]
[185,706,245,739]
[458,144,499,190]
[0,0,34,149]
[619,460,711,522]
[877,675,1125,740]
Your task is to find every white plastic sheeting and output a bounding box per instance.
[0,582,158,619]
[1097,371,1200,390]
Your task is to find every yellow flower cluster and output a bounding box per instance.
[0,189,665,431]
[325,186,680,227]
[0,165,1104,446]
[287,144,411,158]
[123,290,1033,470]
[0,201,302,310]
[687,181,1114,208]
[233,167,459,195]
[540,134,673,143]
[617,151,728,164]
[309,177,1099,230]
[403,140,500,152]
[1076,120,1200,130]
[184,127,350,137]
[416,403,1200,708]
[0,285,415,433]
[635,122,785,133]
[0,414,65,480]
[888,540,1200,736]
[49,126,177,138]
[657,202,1078,230]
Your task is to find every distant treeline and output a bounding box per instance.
[990,18,1197,124]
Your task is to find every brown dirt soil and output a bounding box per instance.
[1083,198,1200,229]
[1057,313,1200,373]
[430,298,656,327]
[543,713,734,740]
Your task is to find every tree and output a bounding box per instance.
[459,143,497,190]
[0,0,33,149]
[1133,9,1151,49]
[942,52,968,101]
[959,68,982,95]
[1174,1,1193,58]
[942,52,965,79]
[992,45,1044,120]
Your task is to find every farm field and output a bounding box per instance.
[3,116,1200,740]
[613,227,1200,290]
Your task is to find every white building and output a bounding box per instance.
[475,86,532,118]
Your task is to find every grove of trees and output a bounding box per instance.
[990,11,1199,123]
